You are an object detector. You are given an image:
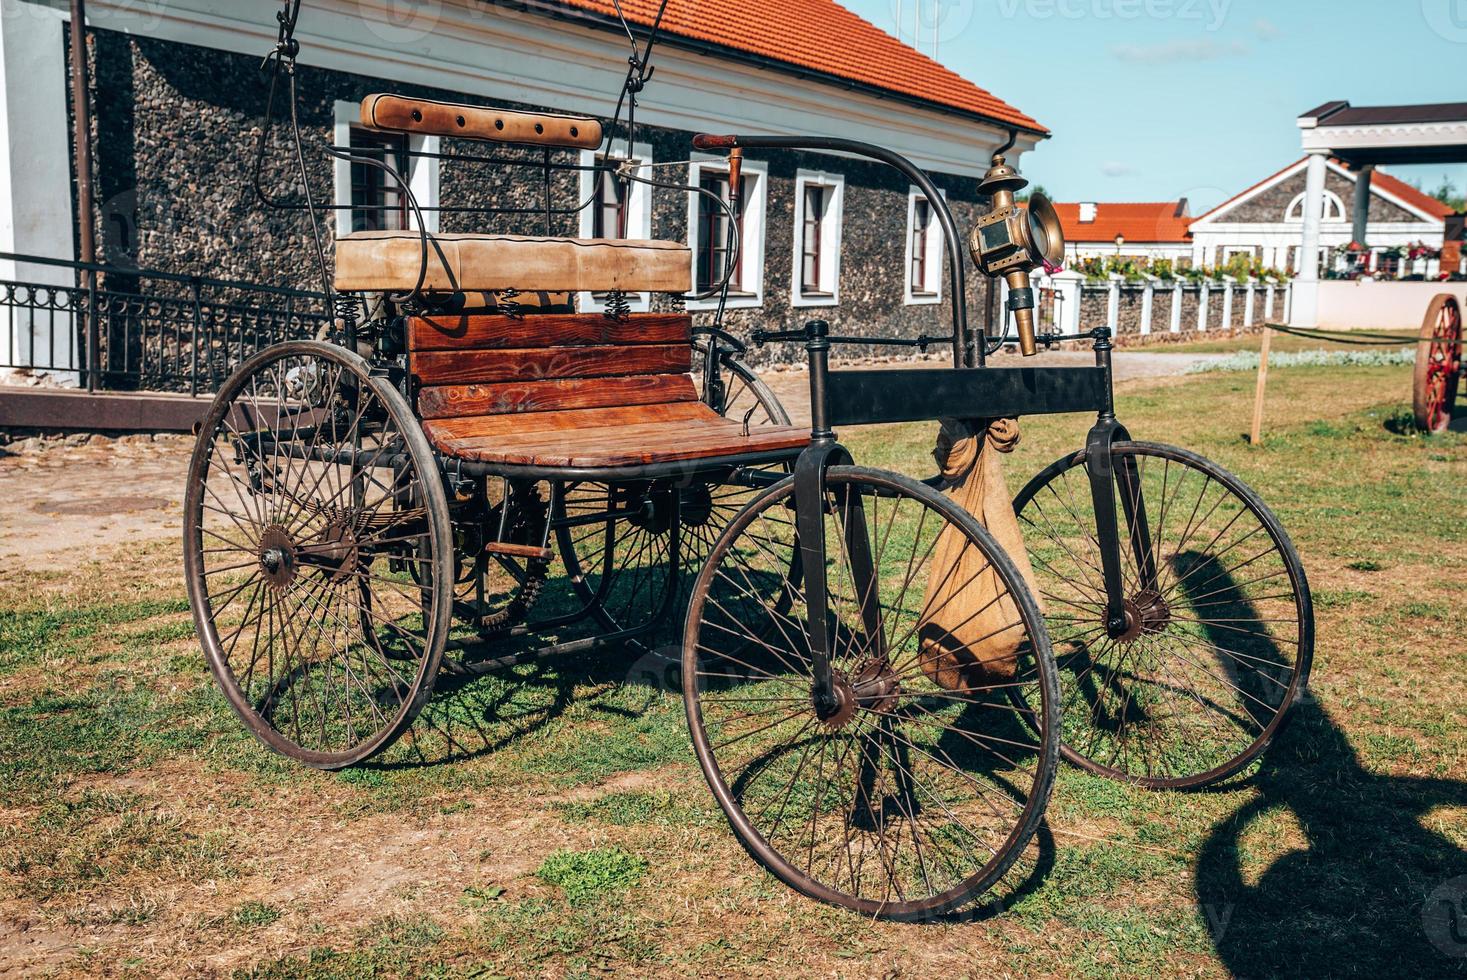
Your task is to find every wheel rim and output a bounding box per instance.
[1013,442,1312,789]
[1414,296,1462,435]
[184,342,451,768]
[685,468,1058,918]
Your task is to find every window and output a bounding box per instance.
[697,169,747,292]
[801,186,824,290]
[905,187,944,304]
[1285,190,1345,223]
[792,170,844,306]
[579,142,653,312]
[333,100,438,236]
[348,128,409,232]
[687,156,767,310]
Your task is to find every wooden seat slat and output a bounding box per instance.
[410,313,691,352]
[412,343,690,387]
[407,309,808,469]
[423,407,809,468]
[417,373,697,421]
[426,401,715,437]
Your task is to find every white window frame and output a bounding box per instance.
[686,154,768,312]
[1285,189,1345,224]
[333,100,439,237]
[904,186,946,305]
[790,169,844,308]
[578,140,653,314]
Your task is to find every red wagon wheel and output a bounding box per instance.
[1413,294,1463,435]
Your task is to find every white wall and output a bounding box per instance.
[1315,280,1465,331]
[0,1,77,382]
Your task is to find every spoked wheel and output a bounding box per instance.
[1013,441,1313,789]
[1413,294,1463,435]
[555,479,682,636]
[554,345,795,642]
[446,479,549,637]
[677,342,800,621]
[684,466,1060,920]
[183,341,453,769]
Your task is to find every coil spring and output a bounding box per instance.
[332,293,360,348]
[498,288,524,320]
[604,289,632,321]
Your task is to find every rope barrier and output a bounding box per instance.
[1263,322,1464,348]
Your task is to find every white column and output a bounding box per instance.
[1106,275,1120,330]
[0,3,77,382]
[1140,276,1155,336]
[1221,279,1234,330]
[1198,282,1209,332]
[1244,278,1256,327]
[1170,281,1183,333]
[1265,280,1277,320]
[1052,271,1084,335]
[1292,150,1330,326]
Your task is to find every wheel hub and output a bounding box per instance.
[815,662,902,730]
[625,483,676,535]
[679,483,715,527]
[1115,589,1171,642]
[258,525,298,592]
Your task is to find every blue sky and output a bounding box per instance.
[838,0,1467,212]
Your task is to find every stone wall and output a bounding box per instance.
[75,28,992,365]
[1217,166,1418,225]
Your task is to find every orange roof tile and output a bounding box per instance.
[554,0,1045,133]
[1370,169,1455,219]
[1052,202,1193,244]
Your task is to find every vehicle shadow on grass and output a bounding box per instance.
[1187,559,1467,976]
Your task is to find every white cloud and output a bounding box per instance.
[1110,38,1250,64]
[1253,17,1282,41]
[1100,162,1137,178]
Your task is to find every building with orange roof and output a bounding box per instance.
[1188,157,1452,278]
[1050,201,1194,264]
[0,0,1048,358]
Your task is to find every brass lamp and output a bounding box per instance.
[968,154,1066,356]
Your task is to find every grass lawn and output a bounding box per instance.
[1,362,1464,978]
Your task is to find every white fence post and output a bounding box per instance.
[1051,270,1084,335]
[1106,275,1120,331]
[1140,276,1156,336]
[1264,279,1277,321]
[1221,278,1235,331]
[1198,282,1209,332]
[1244,277,1256,327]
[1171,281,1183,333]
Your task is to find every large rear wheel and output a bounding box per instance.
[183,341,453,769]
[1013,441,1313,789]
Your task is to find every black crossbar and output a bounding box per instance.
[826,367,1108,426]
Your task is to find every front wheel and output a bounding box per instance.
[684,466,1060,920]
[1013,441,1314,789]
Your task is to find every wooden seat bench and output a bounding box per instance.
[410,311,809,469]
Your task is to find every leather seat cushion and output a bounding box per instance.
[334,232,692,294]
